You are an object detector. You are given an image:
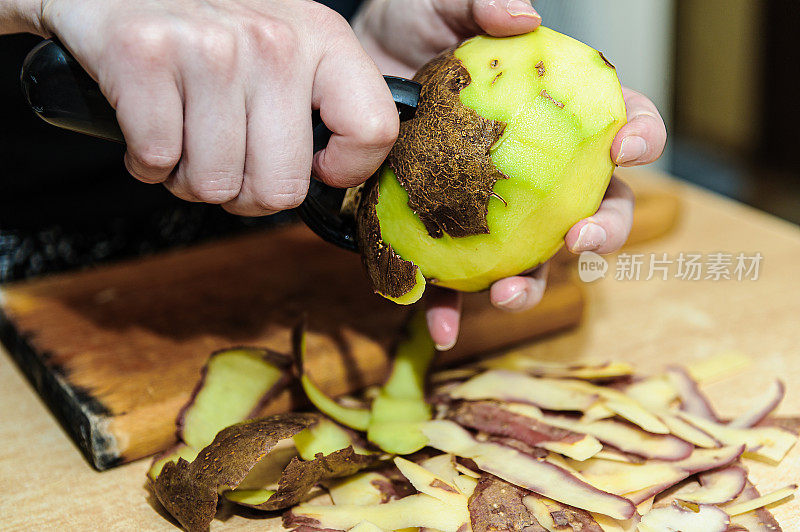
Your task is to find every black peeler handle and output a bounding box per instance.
[20,38,421,252]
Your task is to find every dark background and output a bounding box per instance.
[1,0,798,283]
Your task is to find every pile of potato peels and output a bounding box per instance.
[148,313,797,531]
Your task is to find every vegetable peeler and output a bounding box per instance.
[20,39,422,253]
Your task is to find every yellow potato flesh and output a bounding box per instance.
[376,28,626,292]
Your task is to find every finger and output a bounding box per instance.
[470,0,542,36]
[311,28,399,188]
[612,87,667,167]
[490,262,549,312]
[431,0,541,38]
[221,85,313,216]
[114,70,183,184]
[164,38,246,203]
[425,287,462,351]
[565,175,634,254]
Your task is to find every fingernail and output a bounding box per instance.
[436,339,457,352]
[496,290,527,310]
[571,222,607,252]
[506,0,540,19]
[616,136,647,165]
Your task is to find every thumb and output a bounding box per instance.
[436,0,541,38]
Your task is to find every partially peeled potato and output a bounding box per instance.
[358,26,627,303]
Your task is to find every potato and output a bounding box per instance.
[358,27,626,303]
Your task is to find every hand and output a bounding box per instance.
[33,0,399,215]
[353,0,667,349]
[1,0,45,34]
[353,0,543,79]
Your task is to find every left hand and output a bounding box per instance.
[353,0,667,350]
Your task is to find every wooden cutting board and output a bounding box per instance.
[0,184,679,471]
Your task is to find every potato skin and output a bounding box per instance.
[357,47,506,302]
[152,414,318,532]
[468,474,546,532]
[356,176,421,300]
[387,48,508,239]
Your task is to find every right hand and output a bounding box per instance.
[36,0,399,215]
[353,0,666,350]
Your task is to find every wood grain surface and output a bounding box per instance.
[0,224,584,471]
[0,169,679,472]
[5,168,794,531]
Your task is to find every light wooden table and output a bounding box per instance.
[2,169,799,530]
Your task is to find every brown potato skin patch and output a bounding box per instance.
[468,475,547,532]
[526,492,604,531]
[252,447,378,511]
[598,51,616,69]
[357,176,420,298]
[387,48,508,239]
[445,400,584,448]
[152,414,318,532]
[539,89,565,109]
[430,478,460,493]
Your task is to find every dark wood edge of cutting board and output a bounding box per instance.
[0,309,121,470]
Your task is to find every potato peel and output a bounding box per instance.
[422,420,636,519]
[479,353,634,381]
[287,492,468,532]
[638,503,729,532]
[326,471,398,506]
[148,444,199,481]
[293,322,371,431]
[152,414,318,532]
[287,456,471,531]
[728,380,785,429]
[144,313,796,532]
[504,404,693,461]
[624,376,678,411]
[366,311,435,454]
[178,347,292,449]
[148,347,293,481]
[675,464,748,505]
[468,475,546,532]
[676,411,797,463]
[723,484,797,516]
[447,369,597,411]
[568,445,744,504]
[445,400,601,461]
[726,482,786,531]
[666,366,720,422]
[559,379,669,434]
[522,492,604,531]
[248,446,379,511]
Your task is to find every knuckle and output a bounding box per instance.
[187,172,242,204]
[113,19,173,67]
[353,106,399,150]
[189,25,238,71]
[253,179,308,211]
[246,16,297,63]
[133,145,181,172]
